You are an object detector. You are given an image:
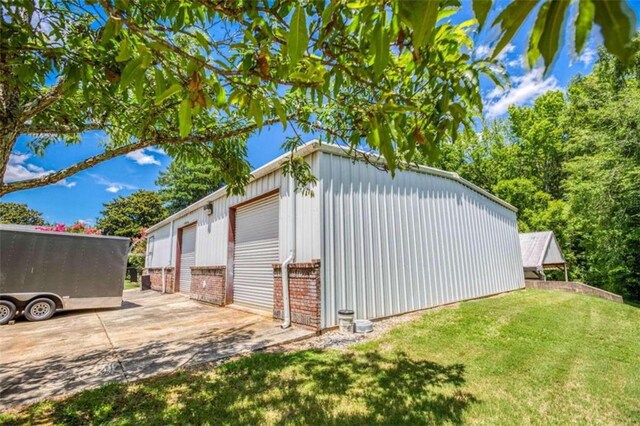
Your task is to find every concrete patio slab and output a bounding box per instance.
[0,290,313,411]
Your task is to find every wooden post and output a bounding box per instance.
[564,264,568,282]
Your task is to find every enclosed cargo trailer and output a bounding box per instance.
[0,225,130,324]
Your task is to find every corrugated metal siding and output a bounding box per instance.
[145,152,321,269]
[320,153,524,328]
[145,224,171,268]
[233,194,279,309]
[179,224,196,293]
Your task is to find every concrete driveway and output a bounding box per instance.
[0,290,313,410]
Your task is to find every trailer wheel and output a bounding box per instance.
[24,298,56,322]
[0,301,17,325]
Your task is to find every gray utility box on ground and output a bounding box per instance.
[0,224,130,323]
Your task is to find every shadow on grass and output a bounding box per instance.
[7,350,476,425]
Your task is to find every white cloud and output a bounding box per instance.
[3,152,75,187]
[475,44,491,58]
[485,68,559,119]
[145,146,167,155]
[486,85,505,100]
[575,47,597,66]
[496,43,516,61]
[125,148,161,166]
[505,57,524,69]
[90,173,137,194]
[475,43,522,69]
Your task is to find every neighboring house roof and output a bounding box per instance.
[147,141,517,233]
[519,231,565,272]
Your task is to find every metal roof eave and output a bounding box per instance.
[147,140,517,233]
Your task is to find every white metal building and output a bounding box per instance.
[145,141,525,329]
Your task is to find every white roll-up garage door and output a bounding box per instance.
[179,224,196,293]
[233,194,279,309]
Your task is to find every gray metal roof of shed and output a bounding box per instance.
[519,231,565,272]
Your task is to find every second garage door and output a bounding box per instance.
[233,194,279,310]
[179,224,196,294]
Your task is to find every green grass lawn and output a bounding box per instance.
[2,289,639,425]
[123,279,139,290]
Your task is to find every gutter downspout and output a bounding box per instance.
[281,176,296,329]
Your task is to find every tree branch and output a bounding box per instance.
[22,123,104,135]
[0,117,285,196]
[99,0,320,89]
[20,77,69,123]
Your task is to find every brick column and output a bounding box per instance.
[142,267,175,293]
[190,266,226,305]
[273,259,321,330]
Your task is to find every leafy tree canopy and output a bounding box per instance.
[0,201,45,225]
[156,159,225,215]
[96,189,167,238]
[434,38,640,299]
[1,0,637,195]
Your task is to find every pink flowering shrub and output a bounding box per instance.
[36,222,102,235]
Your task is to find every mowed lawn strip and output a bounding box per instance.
[2,289,638,425]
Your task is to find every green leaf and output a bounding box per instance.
[491,0,539,59]
[321,1,338,28]
[120,56,143,89]
[372,13,390,78]
[593,0,637,63]
[333,72,343,98]
[537,0,570,71]
[248,98,264,129]
[288,6,308,66]
[179,99,192,137]
[148,42,171,52]
[473,0,492,30]
[134,71,145,103]
[154,68,165,97]
[574,0,595,54]
[273,98,287,129]
[194,30,211,53]
[101,19,120,44]
[401,0,439,48]
[116,38,132,62]
[216,86,227,106]
[155,83,182,105]
[527,1,550,67]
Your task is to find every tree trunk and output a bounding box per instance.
[0,52,20,183]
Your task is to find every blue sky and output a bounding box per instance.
[3,2,639,225]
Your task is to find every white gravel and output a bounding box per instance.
[271,306,457,352]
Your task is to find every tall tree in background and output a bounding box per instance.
[0,202,45,225]
[156,160,225,215]
[96,190,167,238]
[562,42,640,299]
[1,0,637,195]
[434,40,640,299]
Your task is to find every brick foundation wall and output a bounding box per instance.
[273,260,321,330]
[142,267,175,293]
[525,280,623,303]
[190,266,226,305]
